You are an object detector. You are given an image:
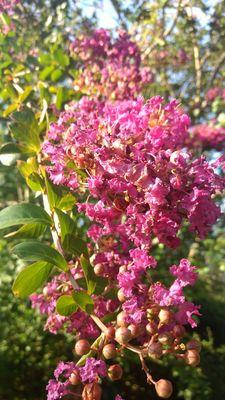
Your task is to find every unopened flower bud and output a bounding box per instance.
[173,324,186,338]
[158,333,173,345]
[75,339,90,356]
[69,370,80,385]
[155,379,173,398]
[158,309,173,325]
[43,287,49,296]
[148,342,163,358]
[116,311,128,327]
[128,324,144,338]
[108,364,123,381]
[82,383,102,400]
[185,349,200,367]
[119,265,127,273]
[115,327,132,344]
[117,288,127,303]
[104,326,115,340]
[146,321,157,335]
[94,263,104,276]
[186,339,201,352]
[102,344,117,359]
[147,305,159,320]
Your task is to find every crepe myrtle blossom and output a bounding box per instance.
[46,359,107,400]
[30,268,118,336]
[206,87,225,102]
[0,0,19,13]
[43,96,224,250]
[70,29,153,100]
[45,256,201,399]
[187,122,225,151]
[40,90,225,399]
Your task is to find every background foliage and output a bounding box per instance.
[0,1,225,399]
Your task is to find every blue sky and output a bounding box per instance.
[76,0,220,30]
[76,0,118,29]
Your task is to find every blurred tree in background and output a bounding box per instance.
[0,1,225,399]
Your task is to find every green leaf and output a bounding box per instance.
[53,49,69,67]
[0,143,20,154]
[26,173,45,192]
[57,193,76,210]
[18,159,44,191]
[56,295,78,316]
[94,276,108,296]
[45,177,61,209]
[45,177,76,210]
[12,261,52,298]
[3,102,18,117]
[18,86,33,103]
[73,291,94,314]
[56,87,64,110]
[55,209,76,242]
[80,255,108,296]
[18,158,38,177]
[80,255,96,295]
[51,69,63,82]
[102,311,118,324]
[63,234,88,256]
[13,240,68,271]
[5,222,46,239]
[39,65,55,80]
[0,203,52,229]
[5,83,17,100]
[10,108,40,153]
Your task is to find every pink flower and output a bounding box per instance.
[79,358,107,383]
[175,303,201,328]
[170,259,198,287]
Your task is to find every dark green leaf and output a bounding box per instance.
[0,143,20,155]
[12,261,52,298]
[13,240,68,271]
[56,87,64,110]
[5,222,46,239]
[80,255,96,295]
[45,176,61,209]
[63,234,88,256]
[0,203,52,229]
[55,209,76,242]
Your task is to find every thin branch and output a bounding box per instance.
[185,3,202,102]
[210,51,225,86]
[145,0,182,56]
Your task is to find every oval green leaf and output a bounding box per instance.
[12,240,68,271]
[12,261,52,298]
[0,203,52,230]
[56,295,78,316]
[73,291,94,314]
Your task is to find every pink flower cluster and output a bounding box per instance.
[187,123,225,151]
[0,0,19,13]
[30,268,118,336]
[47,358,107,400]
[37,28,225,400]
[43,96,224,250]
[70,29,153,100]
[206,87,225,102]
